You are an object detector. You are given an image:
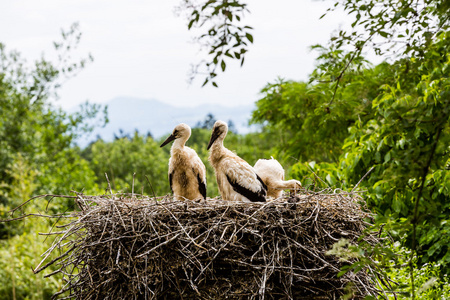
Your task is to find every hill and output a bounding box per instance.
[76,97,256,146]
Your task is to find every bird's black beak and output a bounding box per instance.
[207,127,220,150]
[160,134,176,148]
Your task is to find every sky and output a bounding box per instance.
[0,0,348,110]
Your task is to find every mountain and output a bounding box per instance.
[76,97,257,146]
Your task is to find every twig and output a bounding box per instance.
[145,175,157,200]
[5,191,380,299]
[352,166,375,192]
[105,173,113,194]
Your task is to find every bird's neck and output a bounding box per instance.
[171,139,186,153]
[209,140,226,166]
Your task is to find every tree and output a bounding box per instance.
[246,0,450,296]
[254,55,410,160]
[0,24,106,215]
[320,0,450,277]
[195,113,217,129]
[82,131,170,196]
[0,24,107,298]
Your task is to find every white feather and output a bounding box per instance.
[254,158,301,199]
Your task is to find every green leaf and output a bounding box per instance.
[246,33,253,43]
[379,31,390,38]
[384,152,391,163]
[188,19,196,30]
[221,60,226,72]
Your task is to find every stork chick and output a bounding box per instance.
[207,120,266,202]
[254,158,302,199]
[160,123,207,200]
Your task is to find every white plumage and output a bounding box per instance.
[207,120,266,202]
[254,157,302,199]
[160,123,207,200]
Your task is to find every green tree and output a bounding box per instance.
[251,60,397,163]
[0,24,106,298]
[82,131,170,196]
[245,0,449,296]
[0,23,106,209]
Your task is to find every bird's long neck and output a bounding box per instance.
[171,138,186,154]
[209,138,226,166]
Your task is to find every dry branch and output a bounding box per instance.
[30,191,379,299]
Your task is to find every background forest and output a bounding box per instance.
[1,0,449,299]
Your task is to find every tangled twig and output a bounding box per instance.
[30,191,380,299]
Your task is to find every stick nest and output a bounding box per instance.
[37,192,380,299]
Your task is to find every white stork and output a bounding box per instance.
[207,120,266,202]
[160,123,207,200]
[254,158,302,199]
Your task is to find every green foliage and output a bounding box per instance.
[0,220,63,300]
[385,243,450,299]
[251,61,397,163]
[177,0,253,87]
[0,24,104,299]
[0,154,63,299]
[82,131,170,196]
[338,31,450,271]
[0,24,105,209]
[326,0,450,58]
[0,155,38,238]
[250,0,450,295]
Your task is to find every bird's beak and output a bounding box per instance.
[207,127,220,150]
[160,134,176,147]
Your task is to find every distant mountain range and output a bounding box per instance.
[75,97,258,146]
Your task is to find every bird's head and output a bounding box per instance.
[160,123,191,147]
[207,120,228,150]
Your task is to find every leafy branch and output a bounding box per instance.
[177,0,254,87]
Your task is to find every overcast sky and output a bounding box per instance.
[1,0,347,110]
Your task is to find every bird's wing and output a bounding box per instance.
[169,171,174,194]
[168,156,175,194]
[224,157,266,202]
[196,172,207,200]
[254,158,285,181]
[188,147,207,200]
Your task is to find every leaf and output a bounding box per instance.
[384,152,391,163]
[188,19,196,30]
[246,33,253,43]
[379,31,390,38]
[221,60,226,72]
[326,174,335,185]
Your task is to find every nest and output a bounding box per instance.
[34,191,380,299]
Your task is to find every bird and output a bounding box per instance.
[207,120,266,202]
[254,157,302,199]
[160,123,207,200]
